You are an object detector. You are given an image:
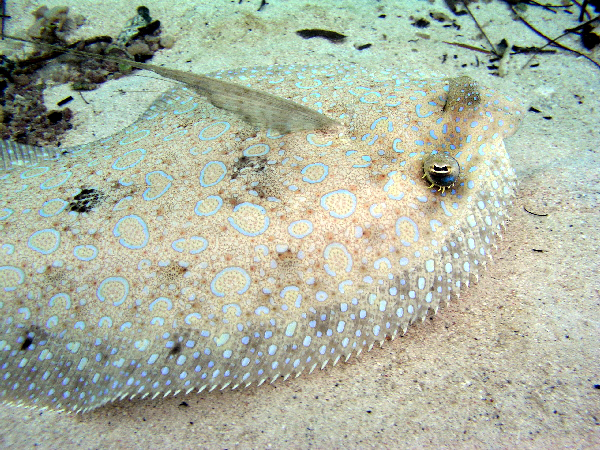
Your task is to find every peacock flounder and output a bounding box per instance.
[0,64,524,412]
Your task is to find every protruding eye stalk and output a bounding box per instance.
[422,153,460,192]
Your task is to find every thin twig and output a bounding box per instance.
[442,41,494,55]
[0,0,10,40]
[463,2,498,55]
[513,7,600,70]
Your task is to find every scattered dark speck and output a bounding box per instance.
[528,106,541,113]
[296,29,346,43]
[412,18,430,28]
[542,116,553,120]
[21,336,34,350]
[57,96,73,107]
[378,14,386,19]
[179,401,189,407]
[356,43,372,51]
[593,384,600,389]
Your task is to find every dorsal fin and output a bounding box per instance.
[4,35,340,134]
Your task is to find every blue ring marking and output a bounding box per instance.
[149,297,173,312]
[143,171,174,201]
[17,307,31,320]
[171,236,208,254]
[440,201,453,217]
[478,144,486,155]
[0,208,12,220]
[415,104,434,118]
[301,163,329,183]
[210,267,251,297]
[21,166,49,179]
[306,134,333,147]
[280,286,301,307]
[348,87,371,96]
[185,313,202,325]
[429,129,438,140]
[173,99,198,115]
[198,122,231,141]
[288,220,314,239]
[143,110,159,120]
[228,202,270,236]
[471,121,479,128]
[189,236,209,254]
[295,78,322,89]
[163,129,188,141]
[199,161,227,187]
[112,148,146,170]
[468,166,478,173]
[392,139,404,153]
[360,91,381,103]
[1,244,14,255]
[316,291,328,302]
[371,116,387,130]
[113,196,133,211]
[223,303,242,317]
[97,276,129,306]
[369,204,383,218]
[73,244,98,261]
[338,280,353,294]
[195,195,223,216]
[323,243,353,276]
[385,96,401,107]
[255,244,268,257]
[49,293,71,310]
[113,215,149,249]
[266,129,285,139]
[374,258,392,270]
[395,217,420,246]
[46,315,59,328]
[255,306,269,315]
[28,229,60,254]
[0,266,25,291]
[40,172,72,190]
[320,190,357,219]
[119,129,150,145]
[243,143,270,156]
[39,199,68,217]
[383,172,405,201]
[430,219,442,232]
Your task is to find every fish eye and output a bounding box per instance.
[422,153,460,191]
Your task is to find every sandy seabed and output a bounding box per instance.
[0,0,598,448]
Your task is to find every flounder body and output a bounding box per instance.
[0,65,523,412]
